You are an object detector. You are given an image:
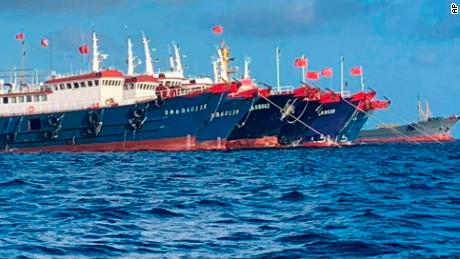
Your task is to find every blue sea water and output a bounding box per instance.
[0,142,460,258]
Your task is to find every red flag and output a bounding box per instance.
[212,25,224,35]
[41,38,49,48]
[15,33,25,41]
[306,71,320,80]
[350,66,362,76]
[321,67,333,77]
[294,57,307,68]
[78,45,89,55]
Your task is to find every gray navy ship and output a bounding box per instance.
[356,99,458,143]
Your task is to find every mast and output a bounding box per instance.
[243,56,251,79]
[360,65,364,92]
[340,55,344,95]
[91,32,100,72]
[172,42,184,77]
[212,58,219,83]
[126,36,136,76]
[217,40,229,82]
[417,96,424,122]
[141,32,154,75]
[276,47,280,90]
[425,100,432,120]
[168,45,175,72]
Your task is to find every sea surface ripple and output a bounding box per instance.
[0,142,459,258]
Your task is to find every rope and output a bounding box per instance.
[341,98,422,146]
[286,99,309,124]
[209,91,225,123]
[258,94,341,147]
[236,97,257,128]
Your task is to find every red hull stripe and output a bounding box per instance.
[356,134,455,144]
[226,137,280,149]
[6,137,197,153]
[302,141,338,148]
[196,139,228,150]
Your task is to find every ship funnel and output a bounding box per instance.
[142,32,154,75]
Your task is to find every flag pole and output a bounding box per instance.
[275,47,281,91]
[330,75,332,90]
[80,29,87,72]
[360,65,364,92]
[301,54,306,82]
[340,55,344,95]
[21,39,26,85]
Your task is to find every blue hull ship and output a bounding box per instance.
[226,92,303,149]
[0,92,225,152]
[196,88,259,150]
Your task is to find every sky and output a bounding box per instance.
[1,0,460,135]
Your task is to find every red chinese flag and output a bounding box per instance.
[350,66,362,76]
[294,57,307,68]
[78,45,89,55]
[321,67,333,77]
[41,38,49,48]
[212,25,224,35]
[15,33,25,41]
[306,71,320,80]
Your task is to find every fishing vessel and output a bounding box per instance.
[227,51,323,149]
[195,43,259,150]
[0,32,230,152]
[336,92,391,143]
[356,99,458,143]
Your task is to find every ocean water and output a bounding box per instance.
[0,142,459,258]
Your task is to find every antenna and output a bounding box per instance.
[141,32,154,75]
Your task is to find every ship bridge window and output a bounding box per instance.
[40,95,47,102]
[26,96,32,102]
[88,81,93,87]
[73,82,79,89]
[10,97,16,103]
[54,85,58,91]
[18,96,24,103]
[81,81,86,88]
[59,84,65,90]
[33,95,40,102]
[28,118,41,131]
[130,83,134,90]
[95,80,99,86]
[66,83,72,89]
[2,97,8,104]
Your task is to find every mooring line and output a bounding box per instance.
[259,94,341,148]
[342,98,424,146]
